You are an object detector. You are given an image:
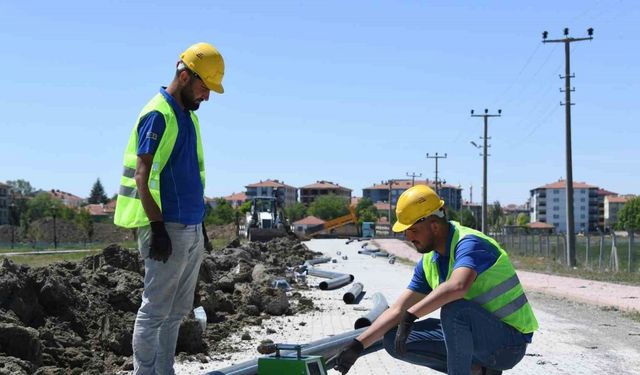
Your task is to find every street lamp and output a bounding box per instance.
[50,204,58,249]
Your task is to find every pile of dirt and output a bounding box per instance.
[0,237,320,374]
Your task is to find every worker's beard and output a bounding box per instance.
[180,80,201,111]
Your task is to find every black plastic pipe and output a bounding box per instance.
[354,292,389,329]
[319,274,353,290]
[343,282,364,304]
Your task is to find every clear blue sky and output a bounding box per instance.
[1,0,638,205]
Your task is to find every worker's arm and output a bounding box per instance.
[356,288,427,348]
[407,266,477,318]
[134,154,163,222]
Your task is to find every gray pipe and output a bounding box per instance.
[354,292,389,329]
[319,274,353,290]
[307,267,354,281]
[304,256,332,266]
[343,282,364,304]
[205,327,382,375]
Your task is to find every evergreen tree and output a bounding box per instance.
[89,178,108,204]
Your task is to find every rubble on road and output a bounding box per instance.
[0,237,319,374]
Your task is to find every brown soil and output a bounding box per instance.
[0,236,320,374]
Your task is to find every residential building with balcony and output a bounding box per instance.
[49,189,84,208]
[604,195,635,229]
[362,179,462,211]
[245,179,298,206]
[223,192,248,208]
[300,181,351,205]
[530,180,600,233]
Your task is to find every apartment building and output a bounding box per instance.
[530,180,599,233]
[604,195,634,229]
[299,181,351,205]
[245,179,298,206]
[0,182,9,225]
[362,179,462,211]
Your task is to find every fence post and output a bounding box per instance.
[629,230,634,273]
[611,232,619,272]
[546,234,550,257]
[555,234,560,263]
[585,233,590,269]
[599,233,604,271]
[539,234,543,256]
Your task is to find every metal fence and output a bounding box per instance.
[495,232,639,273]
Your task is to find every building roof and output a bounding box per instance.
[224,192,248,201]
[49,189,83,202]
[597,188,617,197]
[84,203,114,216]
[245,179,296,189]
[536,179,597,190]
[606,195,630,204]
[300,180,351,191]
[293,215,325,226]
[527,221,555,229]
[364,179,461,190]
[351,197,361,206]
[0,181,10,188]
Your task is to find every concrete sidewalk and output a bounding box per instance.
[373,238,640,313]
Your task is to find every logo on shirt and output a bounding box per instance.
[146,131,158,141]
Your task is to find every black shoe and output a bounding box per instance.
[482,368,502,375]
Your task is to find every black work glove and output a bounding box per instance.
[202,222,213,253]
[394,311,418,356]
[148,221,172,263]
[331,339,364,374]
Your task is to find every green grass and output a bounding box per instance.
[624,310,640,323]
[1,249,103,267]
[510,253,640,286]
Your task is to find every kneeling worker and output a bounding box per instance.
[333,185,538,375]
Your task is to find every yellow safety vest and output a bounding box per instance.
[422,221,538,334]
[113,93,205,228]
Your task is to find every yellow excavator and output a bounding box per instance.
[305,205,359,237]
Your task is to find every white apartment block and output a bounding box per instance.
[530,180,599,233]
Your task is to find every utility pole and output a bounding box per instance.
[542,27,593,267]
[426,153,447,195]
[471,109,501,234]
[406,172,422,186]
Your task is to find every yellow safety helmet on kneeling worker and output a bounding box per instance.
[392,185,445,233]
[180,42,225,94]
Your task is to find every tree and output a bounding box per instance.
[516,213,530,227]
[616,197,640,230]
[488,201,504,233]
[75,209,94,243]
[458,209,476,229]
[355,198,379,224]
[308,194,349,221]
[88,178,108,204]
[7,179,35,196]
[284,202,307,223]
[205,198,235,225]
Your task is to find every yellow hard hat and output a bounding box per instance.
[392,185,445,232]
[180,42,225,94]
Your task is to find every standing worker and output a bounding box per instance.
[333,185,538,375]
[113,42,224,375]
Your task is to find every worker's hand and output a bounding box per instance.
[394,311,418,356]
[149,221,172,263]
[331,339,364,374]
[202,222,213,253]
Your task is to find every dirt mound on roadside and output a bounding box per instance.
[0,237,319,374]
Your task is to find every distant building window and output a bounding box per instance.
[581,206,585,211]
[553,214,559,219]
[554,190,559,194]
[580,198,585,202]
[553,206,559,211]
[581,214,585,219]
[553,198,559,202]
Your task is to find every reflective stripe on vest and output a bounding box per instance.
[113,93,205,228]
[422,221,538,334]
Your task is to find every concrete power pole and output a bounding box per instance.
[406,172,422,186]
[471,109,501,234]
[426,153,447,195]
[542,27,593,267]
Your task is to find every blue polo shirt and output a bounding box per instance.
[407,222,533,342]
[136,88,205,225]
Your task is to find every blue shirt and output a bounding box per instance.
[407,222,533,342]
[136,88,205,225]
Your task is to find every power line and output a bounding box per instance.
[425,153,447,195]
[470,109,501,234]
[406,172,422,186]
[542,27,594,267]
